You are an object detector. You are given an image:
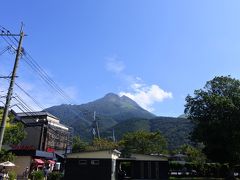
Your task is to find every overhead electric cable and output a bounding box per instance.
[14,95,35,112]
[14,82,46,110]
[0,25,88,123]
[0,46,10,56]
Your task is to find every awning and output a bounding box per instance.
[34,158,44,164]
[47,160,55,164]
[0,161,15,167]
[10,149,55,159]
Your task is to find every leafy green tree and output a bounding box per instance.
[119,130,167,156]
[72,136,88,152]
[4,122,26,145]
[175,144,206,165]
[0,109,26,145]
[88,138,118,151]
[185,76,240,163]
[0,149,15,162]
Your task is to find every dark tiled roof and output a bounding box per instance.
[16,111,59,120]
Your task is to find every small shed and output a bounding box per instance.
[64,149,121,180]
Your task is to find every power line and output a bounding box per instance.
[0,73,45,111]
[0,26,21,42]
[0,24,24,150]
[21,55,89,122]
[0,46,10,56]
[0,26,75,104]
[14,82,46,110]
[14,95,35,112]
[22,54,74,103]
[0,25,89,123]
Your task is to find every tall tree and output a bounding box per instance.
[185,76,240,163]
[174,144,206,165]
[72,136,88,153]
[89,138,118,151]
[0,109,26,146]
[119,131,167,156]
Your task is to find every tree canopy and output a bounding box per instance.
[0,109,26,146]
[119,130,167,156]
[72,136,118,152]
[185,76,240,163]
[174,144,206,165]
[72,136,88,153]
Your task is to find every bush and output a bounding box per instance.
[47,172,63,180]
[220,163,229,177]
[31,170,44,180]
[8,171,16,180]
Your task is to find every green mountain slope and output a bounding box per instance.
[45,93,193,149]
[45,93,155,140]
[103,117,193,150]
[150,117,193,149]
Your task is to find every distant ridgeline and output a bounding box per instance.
[45,93,193,150]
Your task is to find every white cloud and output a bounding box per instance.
[119,83,173,112]
[105,55,173,112]
[105,57,125,74]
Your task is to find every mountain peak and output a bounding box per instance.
[103,93,121,102]
[104,93,119,98]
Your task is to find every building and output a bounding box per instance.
[10,111,71,178]
[65,149,121,180]
[117,154,169,180]
[14,111,71,154]
[64,150,169,180]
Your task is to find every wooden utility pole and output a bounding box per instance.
[0,25,24,150]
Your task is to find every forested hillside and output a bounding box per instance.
[45,93,155,140]
[103,117,193,150]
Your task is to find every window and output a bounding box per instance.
[91,160,100,165]
[78,160,87,165]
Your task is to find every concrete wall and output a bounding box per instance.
[14,156,32,176]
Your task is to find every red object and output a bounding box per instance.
[47,160,55,164]
[46,147,55,152]
[34,158,44,164]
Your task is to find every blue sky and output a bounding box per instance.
[1,1,240,117]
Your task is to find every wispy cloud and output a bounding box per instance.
[105,56,125,74]
[105,56,173,112]
[119,83,173,112]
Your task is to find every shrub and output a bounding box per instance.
[31,170,44,180]
[8,171,16,180]
[47,172,64,180]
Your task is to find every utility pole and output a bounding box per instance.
[0,25,24,150]
[112,128,116,142]
[94,111,100,139]
[92,111,100,139]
